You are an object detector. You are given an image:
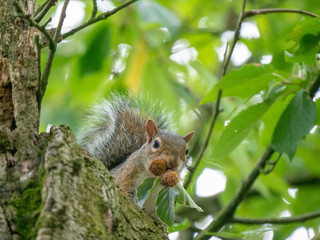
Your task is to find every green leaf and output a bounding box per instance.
[156,187,179,226]
[137,177,155,207]
[175,183,203,212]
[137,177,160,207]
[285,17,320,65]
[168,219,190,233]
[154,182,202,226]
[142,59,181,114]
[79,24,111,76]
[284,34,320,65]
[136,1,180,36]
[214,100,273,159]
[271,90,316,159]
[290,17,320,43]
[138,178,202,227]
[202,64,285,103]
[260,93,294,145]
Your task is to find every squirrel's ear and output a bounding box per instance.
[184,130,195,143]
[146,119,158,143]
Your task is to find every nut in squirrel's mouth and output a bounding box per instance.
[148,158,168,176]
[148,157,182,177]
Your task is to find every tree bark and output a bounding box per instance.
[0,1,168,239]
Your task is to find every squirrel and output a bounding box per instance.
[77,93,194,211]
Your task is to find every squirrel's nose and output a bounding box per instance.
[168,157,180,169]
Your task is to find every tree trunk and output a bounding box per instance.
[0,1,168,239]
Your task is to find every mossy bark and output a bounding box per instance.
[0,1,168,239]
[36,125,168,240]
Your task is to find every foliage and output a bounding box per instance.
[39,0,320,239]
[271,90,316,159]
[137,178,202,226]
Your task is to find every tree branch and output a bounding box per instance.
[260,153,282,175]
[34,0,51,17]
[35,0,58,23]
[42,17,52,28]
[40,0,70,103]
[184,16,234,190]
[195,145,274,240]
[91,0,98,19]
[13,2,56,52]
[35,35,42,111]
[53,0,69,41]
[220,1,247,77]
[184,0,254,189]
[184,89,222,189]
[62,0,138,40]
[245,8,318,18]
[193,4,250,238]
[187,7,318,188]
[231,211,320,225]
[194,4,319,240]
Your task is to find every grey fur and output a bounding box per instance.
[77,93,172,169]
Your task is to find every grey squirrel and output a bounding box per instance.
[78,93,194,206]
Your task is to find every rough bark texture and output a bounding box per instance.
[0,0,40,184]
[0,1,169,239]
[37,125,168,239]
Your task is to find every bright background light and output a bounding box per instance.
[196,168,226,197]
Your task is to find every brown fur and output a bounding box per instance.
[78,94,194,205]
[110,119,194,201]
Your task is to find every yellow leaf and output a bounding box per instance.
[124,39,148,93]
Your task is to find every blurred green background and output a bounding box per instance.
[39,0,320,239]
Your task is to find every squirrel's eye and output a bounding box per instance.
[186,149,189,155]
[153,139,160,149]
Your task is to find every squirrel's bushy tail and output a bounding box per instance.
[77,93,171,169]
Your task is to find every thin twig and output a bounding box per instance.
[184,89,222,189]
[91,0,98,18]
[184,1,243,189]
[281,81,302,87]
[260,153,282,174]
[221,42,229,77]
[245,8,318,18]
[62,0,137,40]
[195,3,252,236]
[192,4,249,238]
[13,1,56,52]
[54,0,69,41]
[35,0,58,23]
[184,31,231,189]
[231,211,320,224]
[35,35,42,111]
[41,17,52,28]
[40,0,70,102]
[221,1,247,77]
[34,0,51,17]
